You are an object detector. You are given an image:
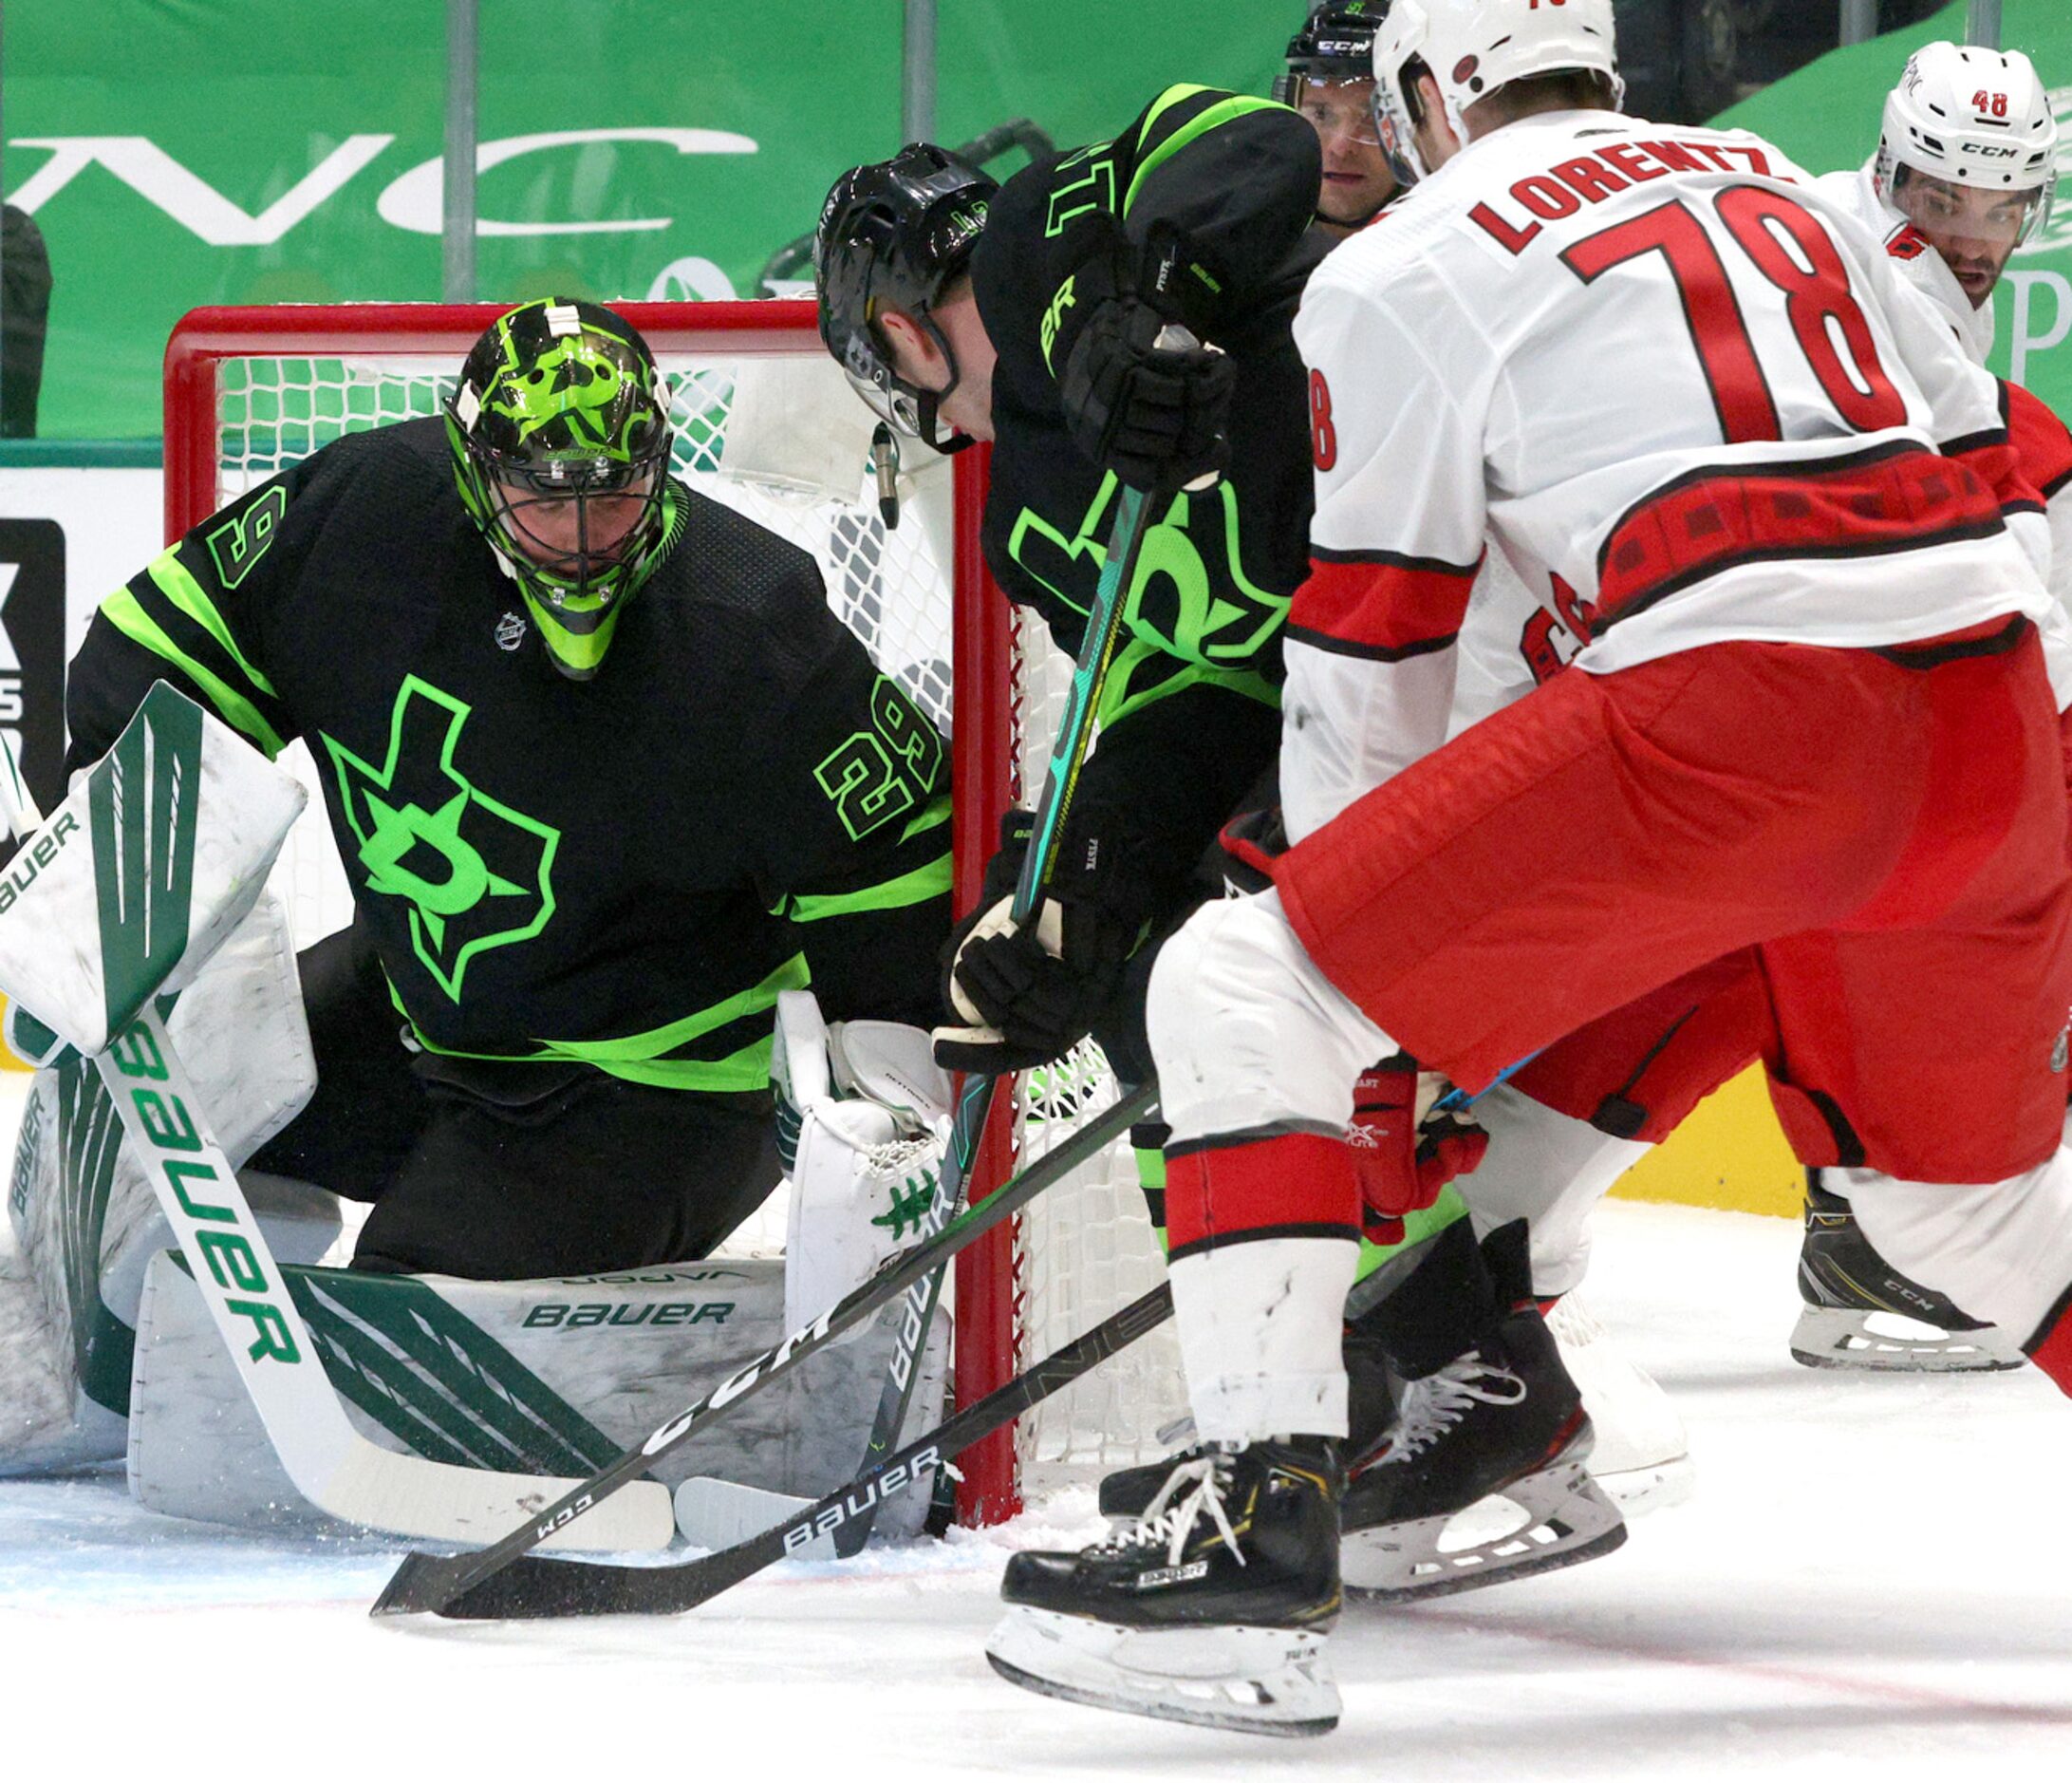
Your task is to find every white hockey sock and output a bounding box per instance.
[1170,1236,1360,1445]
[1839,1145,2072,1348]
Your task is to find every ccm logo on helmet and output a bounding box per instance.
[1958,141,2022,159]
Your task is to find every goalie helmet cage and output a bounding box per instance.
[161,299,1189,1528]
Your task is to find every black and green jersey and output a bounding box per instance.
[65,416,950,1093]
[972,84,1325,919]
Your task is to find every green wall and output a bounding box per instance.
[2,1,1305,440]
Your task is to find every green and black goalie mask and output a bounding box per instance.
[446,298,681,680]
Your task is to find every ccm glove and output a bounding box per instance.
[1058,299,1234,494]
[1347,1055,1489,1248]
[932,810,1142,1075]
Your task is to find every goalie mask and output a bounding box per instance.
[815,144,998,454]
[447,299,681,681]
[1372,0,1623,188]
[1874,43,2059,307]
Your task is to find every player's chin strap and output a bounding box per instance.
[0,718,675,1551]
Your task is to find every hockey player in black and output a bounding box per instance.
[1277,2,1401,237]
[63,298,951,1280]
[815,84,1324,1115]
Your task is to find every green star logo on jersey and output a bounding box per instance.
[320,677,559,1004]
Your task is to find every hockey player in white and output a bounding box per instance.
[987,0,2072,1736]
[1426,43,2071,1393]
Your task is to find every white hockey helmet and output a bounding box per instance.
[1874,41,2058,246]
[1372,0,1623,185]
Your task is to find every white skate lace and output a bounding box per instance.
[1374,1352,1526,1467]
[1101,1452,1247,1570]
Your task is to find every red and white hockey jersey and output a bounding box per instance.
[1284,110,2052,842]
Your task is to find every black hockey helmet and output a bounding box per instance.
[1273,1,1390,105]
[444,298,681,681]
[814,144,997,454]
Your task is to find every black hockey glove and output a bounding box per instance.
[1058,298,1234,495]
[932,810,1144,1076]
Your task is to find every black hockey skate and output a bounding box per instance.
[987,1437,1344,1737]
[1095,1325,1395,1524]
[1339,1304,1626,1602]
[1791,1174,2024,1373]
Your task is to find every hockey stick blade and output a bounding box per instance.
[431,1280,1178,1618]
[372,1080,1157,1617]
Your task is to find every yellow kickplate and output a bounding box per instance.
[1609,1063,1801,1220]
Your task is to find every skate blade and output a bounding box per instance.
[985,1606,1340,1737]
[1789,1305,2026,1374]
[1342,1458,1627,1604]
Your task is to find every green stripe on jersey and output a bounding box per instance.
[786,849,951,923]
[397,953,810,1092]
[99,587,288,758]
[899,794,952,845]
[1126,93,1283,217]
[147,549,279,699]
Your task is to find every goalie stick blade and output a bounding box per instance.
[426,1281,1179,1620]
[370,1083,1159,1619]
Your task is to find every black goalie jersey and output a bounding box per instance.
[64,416,951,1093]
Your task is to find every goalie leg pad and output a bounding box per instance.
[0,686,305,1054]
[0,889,323,1473]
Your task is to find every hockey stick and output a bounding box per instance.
[372,1079,1159,1615]
[834,446,1186,1557]
[0,734,674,1552]
[430,1278,1177,1618]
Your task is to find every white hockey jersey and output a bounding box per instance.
[1284,110,2052,843]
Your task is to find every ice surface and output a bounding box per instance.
[4,1064,2070,1778]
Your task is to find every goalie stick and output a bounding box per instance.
[429,1279,1177,1618]
[834,449,1181,1557]
[420,1059,1529,1615]
[0,730,674,1552]
[372,1079,1159,1615]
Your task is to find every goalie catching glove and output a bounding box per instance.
[932,809,1145,1075]
[1348,1055,1488,1247]
[774,990,952,1336]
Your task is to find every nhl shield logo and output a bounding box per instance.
[2053,1024,2068,1075]
[495,610,527,651]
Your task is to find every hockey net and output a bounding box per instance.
[162,300,1186,1524]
